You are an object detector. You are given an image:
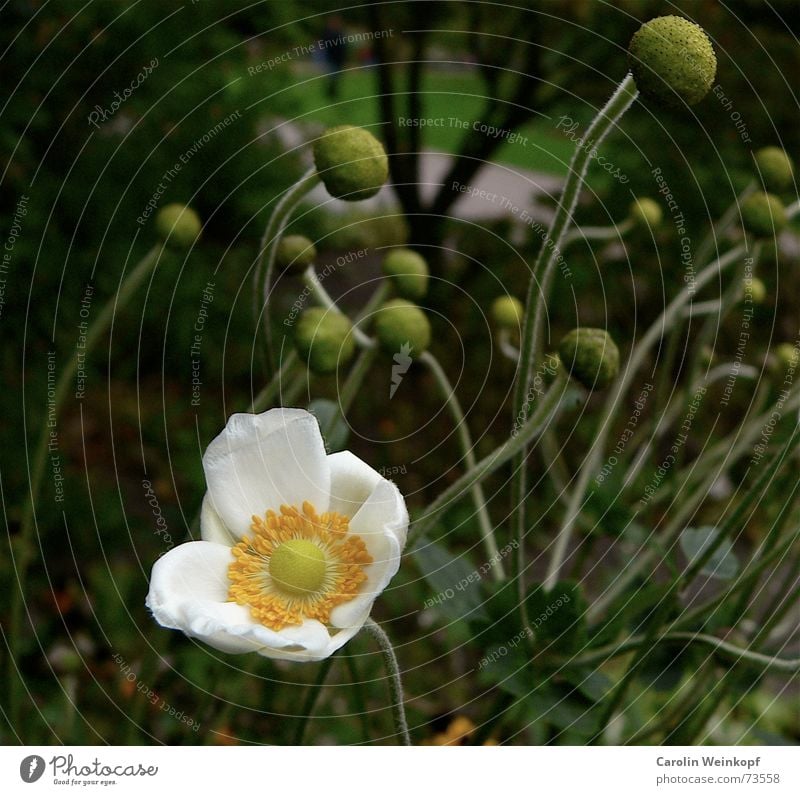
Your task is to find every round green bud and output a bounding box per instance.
[155,203,201,248]
[491,296,524,329]
[374,299,431,355]
[294,308,355,375]
[743,276,766,305]
[629,197,663,229]
[382,248,430,299]
[276,235,317,273]
[773,343,799,374]
[628,16,716,107]
[740,192,787,238]
[754,147,794,193]
[313,125,389,201]
[558,327,620,390]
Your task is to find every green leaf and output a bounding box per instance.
[411,537,486,622]
[680,526,740,580]
[307,398,349,452]
[526,580,588,655]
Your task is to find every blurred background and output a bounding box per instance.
[1,0,798,745]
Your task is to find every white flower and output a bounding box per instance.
[146,409,407,662]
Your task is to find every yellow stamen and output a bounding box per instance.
[227,501,372,631]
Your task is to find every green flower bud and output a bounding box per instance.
[772,342,799,374]
[491,296,524,329]
[629,197,663,229]
[294,308,355,375]
[382,248,429,299]
[155,203,201,248]
[754,147,794,193]
[628,16,716,107]
[276,234,317,273]
[313,125,389,201]
[558,327,619,390]
[374,299,431,355]
[740,192,787,238]
[743,276,766,305]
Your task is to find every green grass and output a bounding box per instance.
[275,66,573,174]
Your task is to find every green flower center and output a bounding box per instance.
[268,539,326,596]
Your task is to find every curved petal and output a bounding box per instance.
[323,612,371,656]
[326,450,383,518]
[329,480,406,629]
[350,477,409,551]
[202,409,331,539]
[146,541,333,659]
[199,494,235,546]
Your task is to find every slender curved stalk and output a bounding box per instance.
[571,631,800,673]
[354,281,390,324]
[324,345,378,442]
[561,217,634,249]
[589,379,800,621]
[255,167,319,371]
[410,371,575,545]
[11,243,163,728]
[302,265,374,349]
[693,181,756,268]
[248,350,300,412]
[363,619,411,745]
[420,351,504,579]
[543,243,747,591]
[292,655,335,744]
[512,74,638,594]
[590,426,798,738]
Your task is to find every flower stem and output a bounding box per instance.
[292,655,335,744]
[363,618,411,746]
[302,265,375,349]
[255,167,319,372]
[420,351,504,580]
[543,243,748,591]
[512,73,638,593]
[561,217,634,249]
[409,372,577,545]
[248,350,300,412]
[11,243,163,729]
[570,631,800,673]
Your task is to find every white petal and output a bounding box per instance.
[202,409,330,539]
[350,477,409,551]
[199,494,235,546]
[329,480,406,629]
[326,450,383,518]
[146,541,334,659]
[324,615,370,656]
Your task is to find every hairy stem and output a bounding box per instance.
[363,619,411,745]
